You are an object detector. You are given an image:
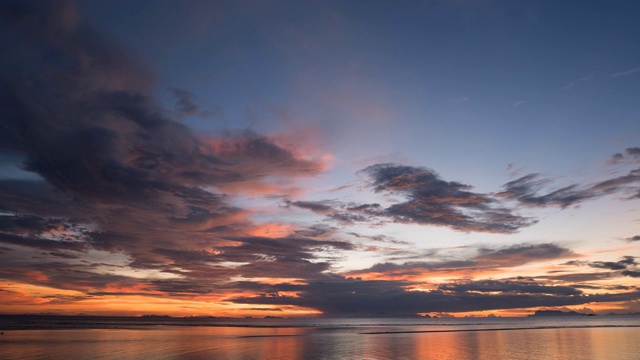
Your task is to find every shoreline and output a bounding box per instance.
[2,315,639,332]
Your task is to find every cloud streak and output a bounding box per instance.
[347,243,577,280]
[611,66,640,78]
[498,168,640,208]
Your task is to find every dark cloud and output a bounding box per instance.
[282,163,539,232]
[0,214,84,238]
[354,164,535,233]
[0,0,336,303]
[229,277,640,316]
[141,235,357,283]
[607,148,640,165]
[348,243,576,278]
[48,251,81,259]
[293,225,337,238]
[499,152,640,207]
[621,270,640,278]
[589,261,627,270]
[608,153,625,165]
[498,174,594,208]
[349,259,476,277]
[170,88,222,119]
[627,235,640,242]
[539,272,616,282]
[209,132,328,181]
[345,203,382,212]
[475,243,576,267]
[347,232,411,246]
[326,212,371,224]
[282,199,383,225]
[438,279,582,296]
[286,200,335,214]
[626,147,640,158]
[574,256,637,271]
[0,232,87,252]
[562,256,639,278]
[617,256,636,265]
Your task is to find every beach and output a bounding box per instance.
[2,317,639,359]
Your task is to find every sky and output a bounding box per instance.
[1,0,639,318]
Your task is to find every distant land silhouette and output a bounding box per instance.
[528,310,596,317]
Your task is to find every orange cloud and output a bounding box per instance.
[245,223,297,238]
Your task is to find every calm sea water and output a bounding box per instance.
[1,317,639,359]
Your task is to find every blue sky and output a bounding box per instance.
[82,0,640,177]
[1,0,639,317]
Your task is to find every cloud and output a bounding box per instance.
[347,232,411,246]
[539,271,615,283]
[607,148,640,166]
[0,232,87,252]
[228,277,640,316]
[498,169,640,208]
[475,243,576,267]
[562,81,575,90]
[2,1,638,317]
[611,66,640,78]
[347,243,577,280]
[285,200,336,214]
[563,256,639,278]
[590,261,629,271]
[621,270,640,278]
[204,131,330,195]
[170,88,223,119]
[438,279,582,296]
[0,0,341,303]
[347,259,477,279]
[452,96,470,104]
[608,153,625,165]
[498,174,592,208]
[626,147,640,158]
[627,235,640,242]
[358,164,535,233]
[500,147,640,208]
[562,74,593,90]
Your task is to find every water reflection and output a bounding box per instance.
[1,326,639,359]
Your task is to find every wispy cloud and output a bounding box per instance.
[513,100,527,108]
[498,150,640,208]
[563,256,639,278]
[562,75,594,90]
[347,243,577,280]
[611,66,640,78]
[452,96,470,104]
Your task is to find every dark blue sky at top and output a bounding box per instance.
[79,0,640,175]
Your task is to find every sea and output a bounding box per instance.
[1,316,639,359]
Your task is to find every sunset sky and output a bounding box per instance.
[1,0,640,318]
